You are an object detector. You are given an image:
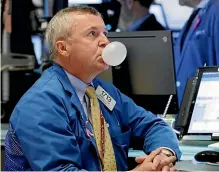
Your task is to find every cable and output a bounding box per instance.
[162,94,173,118]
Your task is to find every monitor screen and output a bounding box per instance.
[188,71,219,134]
[104,31,178,114]
[31,35,43,65]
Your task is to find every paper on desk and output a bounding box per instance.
[1,129,8,140]
[208,142,219,150]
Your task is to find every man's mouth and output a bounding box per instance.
[98,56,108,65]
[98,55,103,61]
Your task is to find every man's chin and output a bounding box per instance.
[98,60,109,70]
[95,63,109,76]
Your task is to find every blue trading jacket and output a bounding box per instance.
[4,64,181,171]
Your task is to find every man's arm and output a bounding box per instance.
[10,90,86,171]
[118,91,181,160]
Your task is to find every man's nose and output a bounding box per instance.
[99,33,110,48]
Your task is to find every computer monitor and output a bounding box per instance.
[187,67,219,134]
[101,31,178,114]
[174,77,197,131]
[31,35,43,65]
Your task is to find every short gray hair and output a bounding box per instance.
[45,5,101,60]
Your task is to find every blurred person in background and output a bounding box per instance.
[2,0,12,53]
[116,0,165,31]
[174,0,219,106]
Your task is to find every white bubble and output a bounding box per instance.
[102,41,127,66]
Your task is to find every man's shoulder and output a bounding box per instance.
[18,68,64,105]
[208,0,219,14]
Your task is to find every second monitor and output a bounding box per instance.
[98,31,178,114]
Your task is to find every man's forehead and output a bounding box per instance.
[72,13,103,24]
[72,14,106,30]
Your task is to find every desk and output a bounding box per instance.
[1,123,219,171]
[176,160,219,171]
[129,145,219,171]
[177,144,219,171]
[1,124,8,147]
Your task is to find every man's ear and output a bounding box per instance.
[56,40,70,58]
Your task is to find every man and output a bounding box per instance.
[174,0,219,106]
[4,5,181,171]
[116,0,165,31]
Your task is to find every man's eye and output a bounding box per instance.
[88,31,96,36]
[104,32,108,36]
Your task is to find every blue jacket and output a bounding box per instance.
[6,64,181,171]
[174,0,219,106]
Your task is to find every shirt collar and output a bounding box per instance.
[64,70,88,103]
[126,14,151,32]
[196,0,209,8]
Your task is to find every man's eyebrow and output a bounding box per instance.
[86,26,98,31]
[85,26,108,32]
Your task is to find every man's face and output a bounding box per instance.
[66,14,110,76]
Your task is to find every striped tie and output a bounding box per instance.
[86,86,117,171]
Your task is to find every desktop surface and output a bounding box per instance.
[1,123,219,170]
[129,142,219,171]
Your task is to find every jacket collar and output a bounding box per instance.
[52,63,76,94]
[52,63,100,114]
[52,63,100,92]
[51,64,104,155]
[52,64,85,115]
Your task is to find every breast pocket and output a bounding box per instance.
[197,36,213,64]
[111,127,131,171]
[189,35,213,66]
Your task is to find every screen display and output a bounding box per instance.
[188,72,219,133]
[31,35,42,65]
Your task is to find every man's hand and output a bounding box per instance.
[133,148,177,171]
[152,149,176,171]
[131,148,162,171]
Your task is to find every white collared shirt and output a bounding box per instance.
[65,70,90,119]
